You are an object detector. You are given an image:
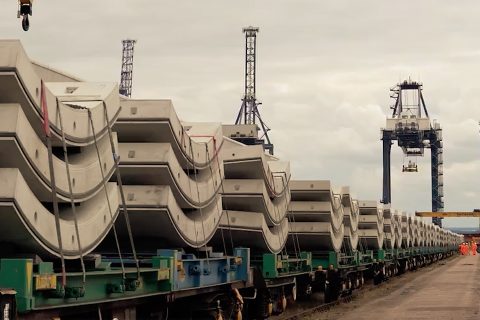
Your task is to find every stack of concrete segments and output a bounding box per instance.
[424,222,432,247]
[0,40,466,260]
[400,212,411,248]
[450,231,463,248]
[382,205,395,249]
[439,226,445,247]
[445,230,451,248]
[456,232,462,245]
[432,224,439,247]
[0,40,120,258]
[113,99,224,249]
[445,230,450,247]
[433,225,440,247]
[439,228,446,247]
[447,230,453,247]
[438,227,443,247]
[451,231,460,247]
[432,224,438,246]
[217,138,290,253]
[392,211,403,248]
[418,219,426,247]
[442,228,448,247]
[340,186,359,252]
[357,201,384,249]
[412,217,420,247]
[287,180,344,252]
[407,216,416,247]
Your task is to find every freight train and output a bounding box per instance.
[0,40,462,320]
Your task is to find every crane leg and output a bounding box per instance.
[382,133,392,204]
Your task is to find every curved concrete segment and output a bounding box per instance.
[287,201,343,232]
[0,104,116,202]
[214,211,289,254]
[0,40,120,147]
[115,185,223,249]
[114,100,222,170]
[0,168,119,258]
[222,139,290,198]
[118,142,223,209]
[222,179,290,226]
[288,222,344,252]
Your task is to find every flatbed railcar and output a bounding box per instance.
[0,242,460,320]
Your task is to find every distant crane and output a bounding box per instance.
[381,80,444,227]
[234,27,274,155]
[119,39,137,98]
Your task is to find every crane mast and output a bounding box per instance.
[119,39,137,98]
[234,27,274,155]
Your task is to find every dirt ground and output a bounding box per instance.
[305,255,480,320]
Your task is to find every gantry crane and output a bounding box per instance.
[234,26,274,155]
[381,80,444,227]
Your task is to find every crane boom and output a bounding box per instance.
[416,211,480,217]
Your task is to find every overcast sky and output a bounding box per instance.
[2,1,480,228]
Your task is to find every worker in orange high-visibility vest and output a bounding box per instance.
[461,243,467,255]
[471,242,477,256]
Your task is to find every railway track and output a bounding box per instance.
[275,285,370,320]
[276,255,457,320]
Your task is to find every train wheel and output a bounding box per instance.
[267,302,273,317]
[280,295,287,313]
[233,308,242,320]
